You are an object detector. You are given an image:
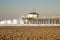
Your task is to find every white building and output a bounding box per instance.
[27,12,39,18]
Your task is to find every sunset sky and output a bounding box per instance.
[0,0,60,20]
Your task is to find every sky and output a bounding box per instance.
[0,0,60,20]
